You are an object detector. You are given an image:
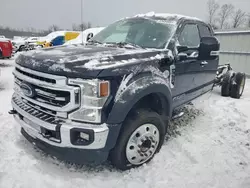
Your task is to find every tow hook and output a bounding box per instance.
[8,109,17,115]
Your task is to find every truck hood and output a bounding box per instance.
[16,44,170,79]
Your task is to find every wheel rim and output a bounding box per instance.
[239,77,245,95]
[126,123,160,165]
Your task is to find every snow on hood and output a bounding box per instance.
[20,44,173,69]
[82,52,166,70]
[16,44,172,79]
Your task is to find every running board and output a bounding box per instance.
[172,112,185,120]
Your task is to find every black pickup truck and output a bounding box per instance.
[10,12,244,170]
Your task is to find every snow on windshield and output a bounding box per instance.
[91,17,177,49]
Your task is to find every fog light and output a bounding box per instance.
[80,132,90,141]
[70,128,94,146]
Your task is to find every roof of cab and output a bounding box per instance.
[134,11,202,22]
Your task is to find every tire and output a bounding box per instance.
[18,45,25,52]
[109,109,166,170]
[230,72,246,99]
[221,72,232,97]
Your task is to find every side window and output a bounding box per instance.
[199,24,212,37]
[178,24,200,47]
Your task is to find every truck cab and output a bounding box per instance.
[11,12,219,170]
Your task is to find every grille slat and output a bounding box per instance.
[16,68,56,84]
[13,95,63,126]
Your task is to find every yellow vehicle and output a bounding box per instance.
[37,31,80,47]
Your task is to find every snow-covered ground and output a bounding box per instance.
[0,59,250,188]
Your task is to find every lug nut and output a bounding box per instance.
[144,153,148,157]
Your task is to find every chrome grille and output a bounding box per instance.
[15,77,70,107]
[13,64,80,118]
[12,94,63,125]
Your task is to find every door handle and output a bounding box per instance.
[200,61,208,66]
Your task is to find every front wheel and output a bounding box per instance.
[109,109,166,170]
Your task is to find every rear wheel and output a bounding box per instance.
[230,72,246,99]
[221,72,232,97]
[110,109,166,170]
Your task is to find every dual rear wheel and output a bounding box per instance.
[221,72,246,99]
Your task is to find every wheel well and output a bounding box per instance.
[131,93,170,118]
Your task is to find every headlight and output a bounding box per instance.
[68,79,110,123]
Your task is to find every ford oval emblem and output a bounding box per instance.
[20,83,36,98]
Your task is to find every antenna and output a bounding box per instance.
[81,0,84,44]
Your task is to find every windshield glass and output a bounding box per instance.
[91,17,176,49]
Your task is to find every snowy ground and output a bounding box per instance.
[0,59,250,188]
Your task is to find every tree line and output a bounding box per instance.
[207,0,250,29]
[0,22,92,38]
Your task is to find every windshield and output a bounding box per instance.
[91,17,176,49]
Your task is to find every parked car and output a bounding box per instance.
[10,12,246,170]
[64,27,105,45]
[0,38,13,58]
[38,31,80,47]
[0,35,6,39]
[12,37,29,52]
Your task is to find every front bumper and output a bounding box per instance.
[11,96,113,164]
[21,128,109,164]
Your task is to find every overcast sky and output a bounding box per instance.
[0,0,250,30]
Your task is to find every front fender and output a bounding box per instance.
[107,75,173,124]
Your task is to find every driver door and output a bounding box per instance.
[171,22,205,108]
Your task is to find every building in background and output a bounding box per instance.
[215,28,250,77]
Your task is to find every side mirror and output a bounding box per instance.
[177,45,189,53]
[198,36,220,60]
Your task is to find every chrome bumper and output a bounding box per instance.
[12,99,109,150]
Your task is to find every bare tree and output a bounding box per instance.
[207,0,220,26]
[87,22,92,29]
[247,13,250,28]
[48,25,60,32]
[72,23,87,31]
[232,9,246,28]
[218,4,234,29]
[72,24,80,31]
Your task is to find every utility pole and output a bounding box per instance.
[81,0,84,44]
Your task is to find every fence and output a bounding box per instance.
[215,29,250,77]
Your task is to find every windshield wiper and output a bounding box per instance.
[105,42,145,49]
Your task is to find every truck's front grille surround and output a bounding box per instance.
[15,77,71,107]
[13,64,80,119]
